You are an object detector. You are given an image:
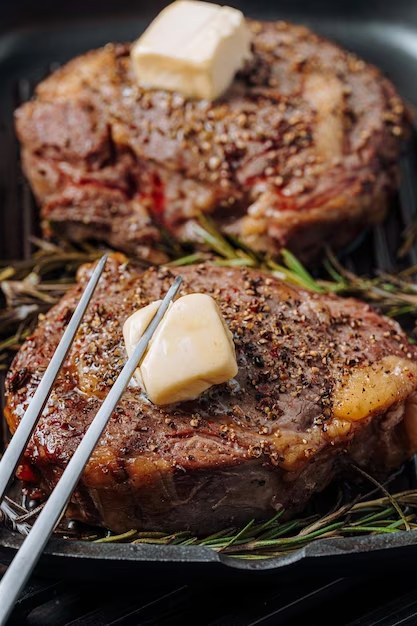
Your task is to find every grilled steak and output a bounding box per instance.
[15,20,407,263]
[5,256,417,534]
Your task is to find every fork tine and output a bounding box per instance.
[0,274,183,626]
[0,254,108,504]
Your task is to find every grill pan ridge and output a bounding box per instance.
[2,0,417,583]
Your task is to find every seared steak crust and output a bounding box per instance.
[5,256,417,534]
[15,20,407,262]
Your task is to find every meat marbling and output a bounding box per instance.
[5,256,417,534]
[15,20,408,263]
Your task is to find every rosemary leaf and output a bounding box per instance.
[352,465,410,531]
[280,249,324,293]
[219,519,256,550]
[168,253,206,266]
[95,530,138,543]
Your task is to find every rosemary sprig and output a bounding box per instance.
[81,486,417,558]
[192,216,324,290]
[186,217,417,320]
[0,239,107,369]
[1,475,414,560]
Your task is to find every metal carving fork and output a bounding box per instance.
[0,255,182,624]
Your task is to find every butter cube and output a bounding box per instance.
[130,1,252,100]
[123,293,238,405]
[123,300,162,389]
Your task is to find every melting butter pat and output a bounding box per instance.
[123,293,238,405]
[130,0,252,100]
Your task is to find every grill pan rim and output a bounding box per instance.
[2,523,417,577]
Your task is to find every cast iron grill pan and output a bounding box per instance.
[2,1,417,609]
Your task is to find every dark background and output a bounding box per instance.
[2,0,417,30]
